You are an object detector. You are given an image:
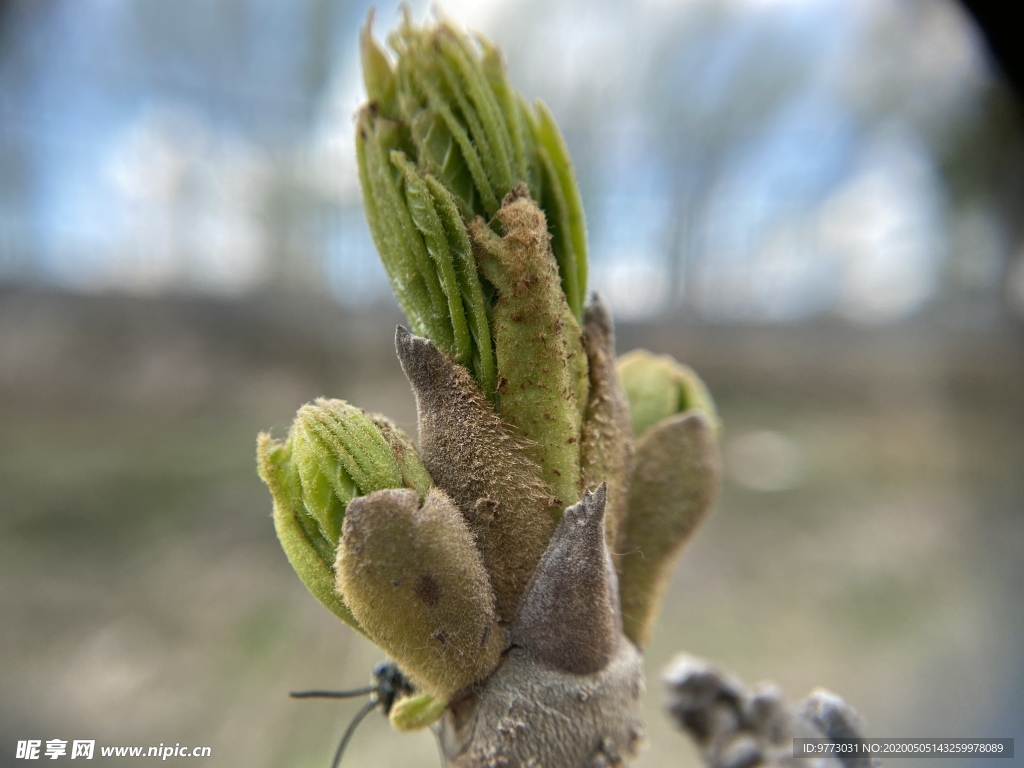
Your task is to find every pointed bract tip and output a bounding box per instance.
[584,481,608,508]
[395,325,446,391]
[584,292,613,337]
[566,482,607,526]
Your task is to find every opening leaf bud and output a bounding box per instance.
[256,399,433,633]
[357,13,590,402]
[616,349,720,439]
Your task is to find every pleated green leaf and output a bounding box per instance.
[393,150,473,366]
[256,433,364,635]
[357,16,590,395]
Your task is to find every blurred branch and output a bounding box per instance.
[663,655,880,768]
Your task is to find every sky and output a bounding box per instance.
[0,0,1009,324]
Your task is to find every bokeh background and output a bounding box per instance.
[1,0,1022,766]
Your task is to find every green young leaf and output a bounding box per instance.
[356,112,436,339]
[389,693,447,732]
[423,175,496,396]
[357,16,589,396]
[359,12,396,117]
[478,34,528,184]
[392,150,473,366]
[256,433,364,635]
[366,413,434,497]
[532,101,588,320]
[436,27,516,199]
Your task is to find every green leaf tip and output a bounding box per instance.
[360,10,396,117]
[256,399,434,636]
[389,692,446,732]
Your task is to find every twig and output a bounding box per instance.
[663,655,880,768]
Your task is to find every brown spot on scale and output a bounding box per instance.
[414,574,442,607]
[431,630,450,647]
[475,498,499,523]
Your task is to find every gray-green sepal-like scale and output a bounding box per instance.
[618,411,720,648]
[336,487,506,702]
[614,350,720,647]
[512,484,620,675]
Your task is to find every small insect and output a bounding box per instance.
[291,661,414,768]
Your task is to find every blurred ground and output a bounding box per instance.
[0,287,1020,767]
